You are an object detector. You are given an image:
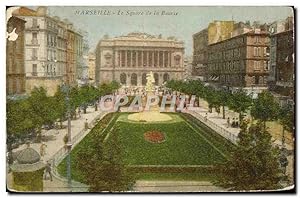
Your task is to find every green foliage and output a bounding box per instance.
[251,91,280,125]
[279,104,294,132]
[7,82,120,144]
[214,121,284,191]
[228,89,252,120]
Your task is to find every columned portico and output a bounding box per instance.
[96,32,185,86]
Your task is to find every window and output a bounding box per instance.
[32,33,38,44]
[32,48,37,60]
[254,47,261,57]
[254,61,260,70]
[175,55,181,66]
[255,36,260,43]
[255,76,260,84]
[32,18,38,27]
[32,64,37,76]
[264,61,269,70]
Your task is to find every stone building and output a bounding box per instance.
[207,31,270,91]
[269,29,294,102]
[192,29,208,78]
[95,32,185,87]
[13,7,83,95]
[88,52,96,84]
[192,21,234,79]
[268,17,294,104]
[6,16,26,95]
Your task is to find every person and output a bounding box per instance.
[227,117,230,128]
[235,118,239,128]
[204,113,208,121]
[39,143,47,157]
[84,119,89,130]
[44,161,53,181]
[78,108,81,118]
[231,118,236,127]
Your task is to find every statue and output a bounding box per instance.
[145,71,155,92]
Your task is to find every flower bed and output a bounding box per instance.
[144,131,165,143]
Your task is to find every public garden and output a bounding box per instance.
[6,79,295,192]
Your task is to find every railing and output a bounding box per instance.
[186,110,239,144]
[52,111,110,167]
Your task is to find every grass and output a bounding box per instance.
[58,112,232,183]
[114,114,227,165]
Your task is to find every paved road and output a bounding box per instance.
[132,180,225,192]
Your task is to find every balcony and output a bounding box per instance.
[32,56,38,60]
[28,25,40,31]
[276,81,294,88]
[26,39,40,46]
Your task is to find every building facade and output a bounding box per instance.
[207,32,270,89]
[95,32,185,87]
[192,29,208,78]
[88,53,96,84]
[13,7,83,95]
[270,29,294,100]
[6,16,26,95]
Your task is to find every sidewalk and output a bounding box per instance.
[12,106,104,163]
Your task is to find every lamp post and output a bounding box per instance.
[61,82,72,191]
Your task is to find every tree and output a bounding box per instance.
[214,121,284,191]
[76,125,133,192]
[251,91,280,129]
[228,89,252,121]
[54,86,67,128]
[278,104,295,146]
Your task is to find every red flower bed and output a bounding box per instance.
[144,131,165,143]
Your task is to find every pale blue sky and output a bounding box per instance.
[45,6,293,55]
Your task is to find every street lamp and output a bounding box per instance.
[61,82,72,191]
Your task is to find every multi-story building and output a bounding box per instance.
[269,29,294,105]
[95,32,185,87]
[207,31,270,92]
[192,21,234,79]
[13,7,63,96]
[192,29,208,78]
[268,17,294,105]
[6,16,26,95]
[13,6,83,95]
[75,31,83,81]
[88,52,96,85]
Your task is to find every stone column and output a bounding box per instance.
[130,50,133,67]
[118,51,121,67]
[152,51,155,67]
[125,50,128,67]
[146,51,149,67]
[157,51,160,67]
[168,51,171,67]
[135,51,138,67]
[141,50,144,67]
[162,51,165,67]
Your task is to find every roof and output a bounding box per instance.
[10,147,45,172]
[12,7,37,16]
[16,147,41,164]
[102,32,183,43]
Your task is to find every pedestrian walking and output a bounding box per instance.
[84,119,89,130]
[78,108,81,118]
[39,142,47,157]
[44,161,53,181]
[227,117,230,128]
[204,113,208,121]
[231,118,236,127]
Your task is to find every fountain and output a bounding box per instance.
[127,71,172,122]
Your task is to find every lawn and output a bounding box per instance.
[58,112,233,182]
[114,115,227,165]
